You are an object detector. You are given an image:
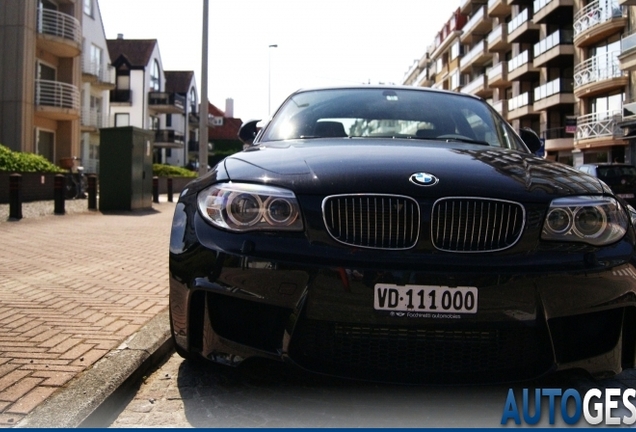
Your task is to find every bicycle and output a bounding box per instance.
[61,157,87,199]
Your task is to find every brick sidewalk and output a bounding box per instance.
[0,201,175,426]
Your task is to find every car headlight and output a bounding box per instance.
[541,196,627,246]
[197,182,303,232]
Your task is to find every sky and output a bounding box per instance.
[98,0,460,121]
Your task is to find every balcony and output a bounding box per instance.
[110,89,132,104]
[487,62,510,87]
[533,78,575,111]
[573,51,627,98]
[154,130,185,148]
[490,99,508,118]
[619,0,636,5]
[533,30,574,68]
[416,67,434,87]
[619,31,636,71]
[488,24,509,52]
[460,6,492,44]
[533,0,573,24]
[507,9,540,43]
[507,51,539,81]
[461,74,491,97]
[488,0,511,16]
[148,92,186,114]
[540,127,574,152]
[575,110,623,144]
[507,92,536,119]
[34,79,80,120]
[82,61,116,90]
[460,40,491,72]
[81,108,107,131]
[188,112,200,125]
[573,0,625,48]
[36,8,81,58]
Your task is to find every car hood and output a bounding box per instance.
[223,140,605,201]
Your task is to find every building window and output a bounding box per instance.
[190,88,197,114]
[83,0,94,17]
[150,116,159,130]
[166,114,172,127]
[36,129,55,163]
[90,45,103,77]
[150,60,160,91]
[115,113,130,127]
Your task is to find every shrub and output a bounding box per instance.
[0,144,66,173]
[153,164,197,178]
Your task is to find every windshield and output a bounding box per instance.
[260,88,526,150]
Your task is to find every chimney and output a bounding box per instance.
[117,33,124,40]
[225,98,234,118]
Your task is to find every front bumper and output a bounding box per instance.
[171,247,636,383]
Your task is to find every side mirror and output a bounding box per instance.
[238,119,261,145]
[520,127,542,154]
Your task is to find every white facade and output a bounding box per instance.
[80,0,114,174]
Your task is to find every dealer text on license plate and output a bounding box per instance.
[374,284,478,314]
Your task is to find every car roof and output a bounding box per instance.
[289,85,483,102]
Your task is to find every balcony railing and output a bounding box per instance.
[81,108,106,128]
[576,110,622,140]
[573,0,622,38]
[508,51,530,72]
[487,62,504,80]
[508,9,530,34]
[35,79,79,110]
[573,51,622,88]
[491,99,507,116]
[463,6,485,35]
[148,92,186,110]
[534,78,574,101]
[534,0,553,14]
[155,129,185,145]
[488,24,504,45]
[36,8,81,45]
[110,89,132,103]
[461,75,486,94]
[462,40,486,66]
[541,126,571,140]
[508,92,532,111]
[622,31,636,54]
[534,30,574,57]
[82,61,116,86]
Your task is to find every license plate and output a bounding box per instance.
[374,284,478,314]
[617,193,634,199]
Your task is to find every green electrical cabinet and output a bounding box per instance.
[99,127,154,211]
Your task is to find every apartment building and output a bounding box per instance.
[164,71,198,167]
[81,0,114,173]
[106,36,185,164]
[0,0,83,164]
[404,0,635,167]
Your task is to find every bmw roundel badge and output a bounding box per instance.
[409,172,439,186]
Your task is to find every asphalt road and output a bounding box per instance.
[89,350,636,428]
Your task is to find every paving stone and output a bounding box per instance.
[0,199,175,421]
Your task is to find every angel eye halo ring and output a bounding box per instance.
[197,182,303,232]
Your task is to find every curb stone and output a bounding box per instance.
[15,309,172,428]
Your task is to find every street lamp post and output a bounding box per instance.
[268,44,278,117]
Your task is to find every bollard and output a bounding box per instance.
[167,177,173,203]
[87,175,97,210]
[9,173,22,220]
[152,176,159,203]
[54,174,65,215]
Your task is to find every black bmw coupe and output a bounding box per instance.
[169,86,636,383]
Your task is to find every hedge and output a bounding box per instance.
[0,144,66,173]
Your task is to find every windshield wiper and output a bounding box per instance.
[408,135,490,146]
